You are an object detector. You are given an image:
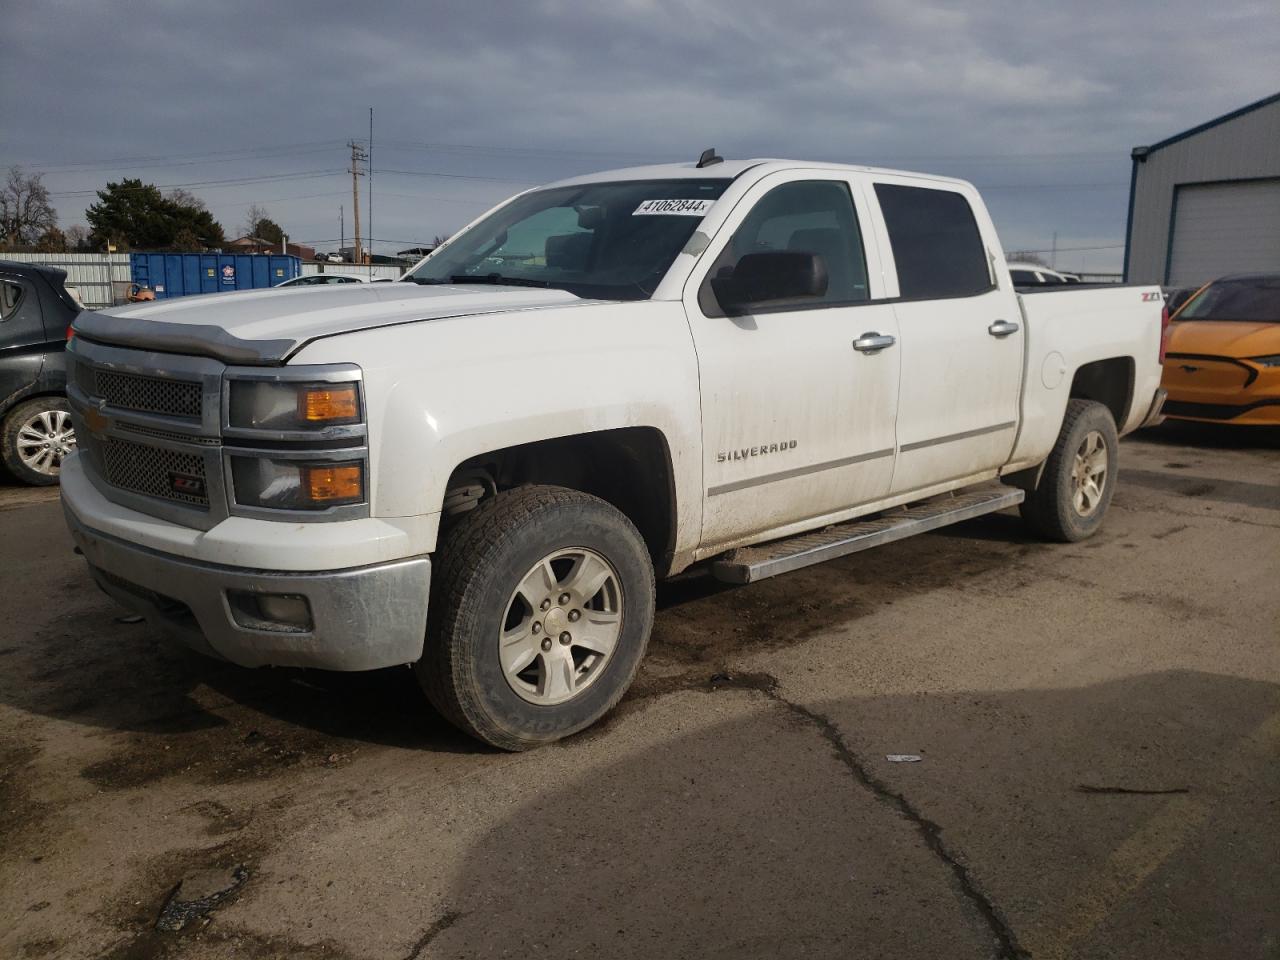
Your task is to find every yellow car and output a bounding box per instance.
[1162,273,1280,425]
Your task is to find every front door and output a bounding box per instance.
[685,172,901,552]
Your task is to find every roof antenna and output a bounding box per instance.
[696,148,723,168]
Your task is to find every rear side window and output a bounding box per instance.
[874,184,992,300]
[1,280,24,320]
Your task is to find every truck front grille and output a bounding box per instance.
[101,437,209,507]
[93,370,202,420]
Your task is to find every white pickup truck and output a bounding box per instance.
[61,156,1168,749]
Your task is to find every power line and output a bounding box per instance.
[23,139,347,172]
[378,168,536,184]
[978,182,1128,191]
[377,139,1125,164]
[48,170,345,197]
[1012,243,1125,253]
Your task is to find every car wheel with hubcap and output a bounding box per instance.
[418,485,654,751]
[1019,398,1118,542]
[1,396,76,486]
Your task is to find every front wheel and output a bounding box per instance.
[1020,399,1119,542]
[1,396,76,486]
[418,485,655,751]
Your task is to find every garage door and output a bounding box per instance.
[1167,178,1280,285]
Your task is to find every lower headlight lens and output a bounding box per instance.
[231,457,365,510]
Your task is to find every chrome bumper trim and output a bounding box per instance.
[1139,388,1168,429]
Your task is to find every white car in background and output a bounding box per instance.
[275,274,368,288]
[1008,262,1080,285]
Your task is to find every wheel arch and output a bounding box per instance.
[1068,356,1135,428]
[438,426,682,577]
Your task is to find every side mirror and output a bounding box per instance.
[711,251,827,314]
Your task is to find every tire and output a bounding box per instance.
[418,485,655,751]
[1020,399,1118,543]
[1,397,75,486]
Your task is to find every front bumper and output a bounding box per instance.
[64,504,431,671]
[1161,355,1280,425]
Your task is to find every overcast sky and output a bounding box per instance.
[3,0,1276,272]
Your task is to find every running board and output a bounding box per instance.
[710,485,1025,584]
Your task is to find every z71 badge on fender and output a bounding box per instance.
[716,440,798,463]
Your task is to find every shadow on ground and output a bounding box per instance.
[425,669,1280,960]
[1136,420,1280,451]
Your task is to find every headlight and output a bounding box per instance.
[231,457,365,510]
[1247,354,1280,367]
[228,380,361,430]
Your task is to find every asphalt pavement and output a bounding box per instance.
[1,421,1277,959]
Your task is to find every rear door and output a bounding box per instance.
[866,179,1024,495]
[685,170,901,550]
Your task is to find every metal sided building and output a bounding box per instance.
[1124,92,1280,286]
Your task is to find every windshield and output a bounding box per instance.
[1179,275,1280,323]
[405,178,731,300]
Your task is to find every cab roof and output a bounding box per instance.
[544,158,973,191]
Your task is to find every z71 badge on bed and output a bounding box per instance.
[633,198,714,216]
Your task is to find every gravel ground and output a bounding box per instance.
[1,421,1277,959]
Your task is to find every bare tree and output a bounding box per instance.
[65,224,91,251]
[1007,250,1049,266]
[36,227,67,252]
[242,202,270,239]
[0,166,58,248]
[165,188,208,212]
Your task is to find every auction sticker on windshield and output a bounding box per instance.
[633,198,715,216]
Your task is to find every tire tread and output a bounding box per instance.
[1020,398,1117,542]
[420,484,652,750]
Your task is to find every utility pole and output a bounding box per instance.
[348,140,367,264]
[339,205,344,253]
[367,107,374,272]
[1051,232,1058,269]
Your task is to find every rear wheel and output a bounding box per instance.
[1020,399,1118,542]
[1,397,75,486]
[418,485,655,751]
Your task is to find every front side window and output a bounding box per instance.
[874,184,992,300]
[406,178,731,301]
[703,179,869,310]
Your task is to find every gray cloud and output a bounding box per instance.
[3,0,1276,270]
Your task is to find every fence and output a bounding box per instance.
[2,253,408,308]
[1,252,129,309]
[299,263,404,282]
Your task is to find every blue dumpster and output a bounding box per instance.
[130,253,301,299]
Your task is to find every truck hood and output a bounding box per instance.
[1166,319,1280,359]
[72,282,589,365]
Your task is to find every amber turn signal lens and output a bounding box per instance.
[302,463,363,503]
[299,384,359,422]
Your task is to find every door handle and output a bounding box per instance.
[988,320,1020,338]
[853,332,896,353]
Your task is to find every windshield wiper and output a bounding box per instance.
[449,274,550,288]
[407,276,449,284]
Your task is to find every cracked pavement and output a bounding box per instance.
[2,421,1278,959]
